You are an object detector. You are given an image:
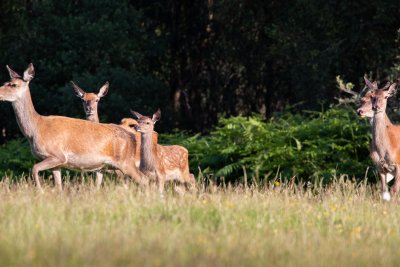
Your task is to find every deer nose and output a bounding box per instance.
[357,109,363,116]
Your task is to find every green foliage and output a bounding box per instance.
[162,106,372,183]
[0,106,377,184]
[0,139,34,178]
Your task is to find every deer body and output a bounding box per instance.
[132,110,195,195]
[71,81,110,188]
[357,89,394,184]
[372,111,400,174]
[362,78,399,200]
[0,64,145,191]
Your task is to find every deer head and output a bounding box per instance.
[0,64,34,102]
[356,77,396,117]
[71,81,109,119]
[368,81,397,114]
[120,118,139,132]
[130,109,161,133]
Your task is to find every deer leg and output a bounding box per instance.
[156,170,166,197]
[123,165,148,187]
[95,171,103,189]
[390,166,400,197]
[32,157,64,192]
[379,172,390,201]
[52,168,62,191]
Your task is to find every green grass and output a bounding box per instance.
[0,175,399,267]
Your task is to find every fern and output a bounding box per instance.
[162,106,372,183]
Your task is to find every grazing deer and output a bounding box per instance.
[131,109,195,195]
[71,81,109,188]
[357,79,394,196]
[0,63,146,191]
[362,78,399,201]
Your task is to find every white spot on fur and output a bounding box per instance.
[382,191,391,202]
[386,173,394,183]
[165,169,182,181]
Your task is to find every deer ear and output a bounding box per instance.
[23,63,35,82]
[387,83,397,96]
[152,109,161,123]
[98,81,109,98]
[70,81,85,98]
[364,76,377,90]
[130,109,143,119]
[6,65,21,79]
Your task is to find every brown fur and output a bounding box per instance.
[131,110,195,195]
[119,117,159,167]
[0,64,145,191]
[363,77,400,196]
[71,81,110,188]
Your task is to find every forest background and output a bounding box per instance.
[0,0,399,182]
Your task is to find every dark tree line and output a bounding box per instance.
[0,0,399,144]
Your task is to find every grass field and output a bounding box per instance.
[0,175,399,267]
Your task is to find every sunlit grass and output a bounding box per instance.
[0,175,399,267]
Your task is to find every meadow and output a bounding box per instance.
[0,175,399,267]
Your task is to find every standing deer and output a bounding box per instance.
[71,81,109,188]
[0,63,146,191]
[131,109,195,195]
[356,79,394,189]
[362,78,399,201]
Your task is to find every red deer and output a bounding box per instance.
[71,81,109,123]
[119,117,159,168]
[131,109,195,195]
[362,78,398,201]
[0,63,146,191]
[71,81,109,188]
[357,80,394,200]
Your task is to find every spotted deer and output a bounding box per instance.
[0,63,146,191]
[131,109,195,195]
[361,78,399,201]
[71,81,109,188]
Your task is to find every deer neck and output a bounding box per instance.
[86,112,99,123]
[11,87,40,139]
[372,111,392,157]
[139,132,157,172]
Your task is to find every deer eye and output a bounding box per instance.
[10,84,16,87]
[146,122,150,125]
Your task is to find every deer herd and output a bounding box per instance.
[0,63,399,201]
[0,63,195,196]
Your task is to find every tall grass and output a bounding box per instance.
[0,176,399,267]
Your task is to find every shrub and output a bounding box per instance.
[161,106,372,183]
[0,139,34,178]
